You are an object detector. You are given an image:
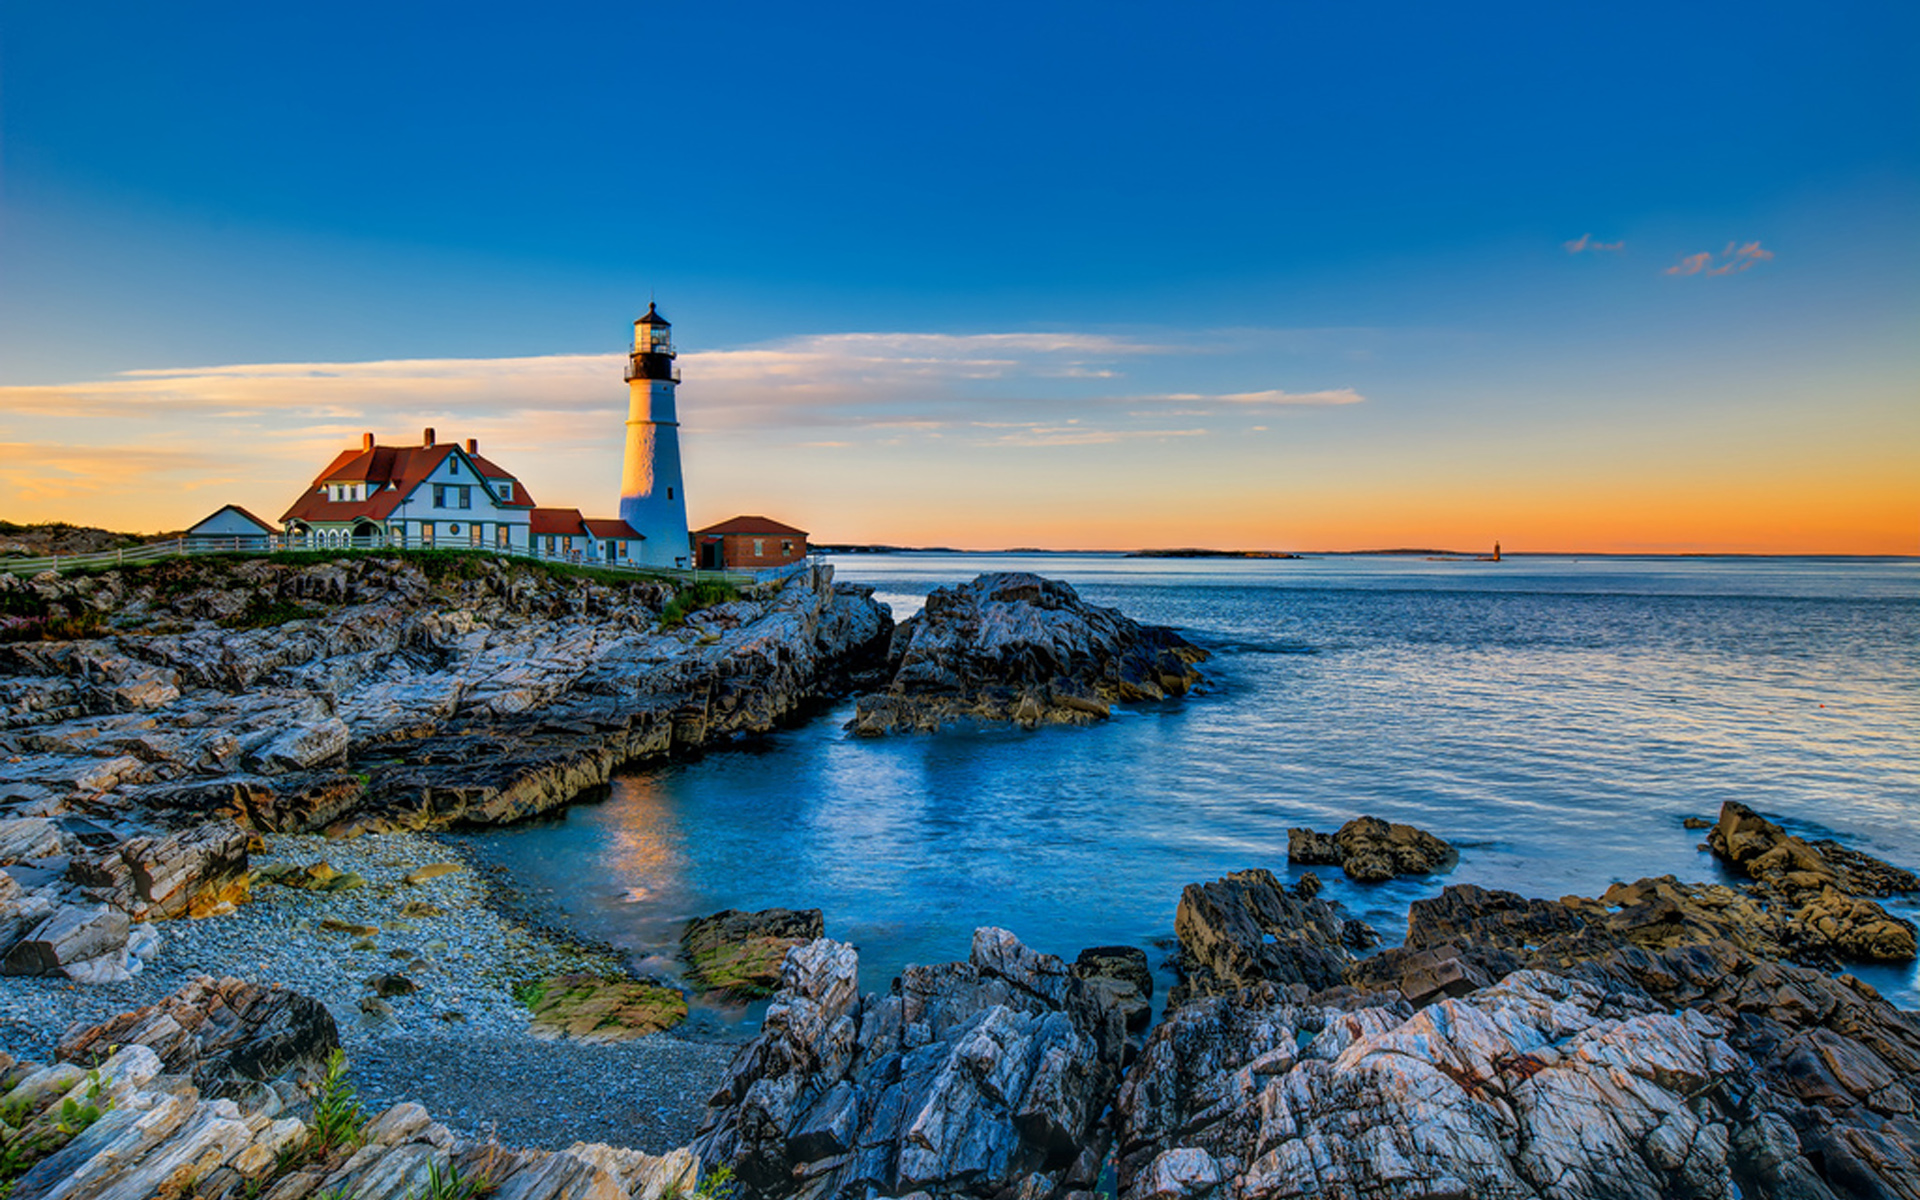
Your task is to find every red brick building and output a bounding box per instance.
[693,515,809,570]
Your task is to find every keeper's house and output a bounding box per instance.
[282,429,535,550]
[694,515,809,570]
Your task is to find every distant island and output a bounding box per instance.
[1125,548,1304,559]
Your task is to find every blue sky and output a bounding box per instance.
[1,1,1915,549]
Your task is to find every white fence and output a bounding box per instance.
[0,535,757,585]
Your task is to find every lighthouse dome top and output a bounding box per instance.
[635,302,670,327]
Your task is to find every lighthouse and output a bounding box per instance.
[618,303,691,568]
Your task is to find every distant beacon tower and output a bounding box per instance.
[619,302,691,568]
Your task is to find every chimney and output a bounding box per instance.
[361,432,374,452]
[422,427,436,447]
[466,438,478,454]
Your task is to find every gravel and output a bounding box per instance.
[0,830,738,1151]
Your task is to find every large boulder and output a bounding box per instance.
[848,573,1207,735]
[695,929,1125,1200]
[1170,869,1376,1004]
[56,974,340,1101]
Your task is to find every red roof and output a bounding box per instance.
[282,441,535,525]
[582,518,643,540]
[694,515,809,538]
[530,508,588,537]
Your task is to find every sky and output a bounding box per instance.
[1,1,1915,552]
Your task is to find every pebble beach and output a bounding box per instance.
[0,829,735,1151]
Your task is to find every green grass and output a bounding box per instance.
[660,578,740,628]
[218,595,316,630]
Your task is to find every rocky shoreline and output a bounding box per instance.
[4,555,1917,1199]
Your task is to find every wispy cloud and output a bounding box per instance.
[0,327,1369,528]
[1159,387,1364,406]
[1666,240,1775,277]
[1564,234,1624,254]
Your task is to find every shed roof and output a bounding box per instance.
[695,515,809,538]
[582,518,643,540]
[188,504,280,535]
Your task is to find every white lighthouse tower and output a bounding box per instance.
[618,302,691,568]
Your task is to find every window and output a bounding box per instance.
[546,536,556,553]
[470,524,483,546]
[448,458,459,475]
[458,486,471,509]
[498,484,511,501]
[781,540,792,553]
[753,538,765,557]
[666,487,673,499]
[422,524,436,547]
[389,525,404,546]
[433,485,447,507]
[496,525,509,547]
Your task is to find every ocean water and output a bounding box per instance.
[456,553,1920,1025]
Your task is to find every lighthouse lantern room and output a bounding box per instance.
[618,302,691,567]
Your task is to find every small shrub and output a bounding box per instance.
[306,1049,367,1154]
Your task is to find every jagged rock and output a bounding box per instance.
[682,907,826,999]
[68,820,251,919]
[1285,815,1456,882]
[1169,869,1377,1004]
[0,817,63,863]
[848,573,1207,735]
[696,929,1122,1200]
[1114,969,1821,1200]
[56,975,340,1100]
[521,974,688,1041]
[2,903,131,981]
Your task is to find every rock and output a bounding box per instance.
[365,973,419,998]
[1707,800,1917,961]
[681,907,825,999]
[0,557,894,856]
[2,903,131,981]
[317,918,379,938]
[1169,868,1376,1004]
[520,975,688,1041]
[1115,969,1793,1200]
[361,995,396,1018]
[1070,945,1154,1034]
[401,862,462,885]
[399,900,445,918]
[56,975,340,1100]
[1285,815,1456,882]
[69,821,251,919]
[1682,816,1712,830]
[696,930,1120,1200]
[848,573,1206,735]
[0,817,63,863]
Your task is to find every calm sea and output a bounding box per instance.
[457,553,1920,1025]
